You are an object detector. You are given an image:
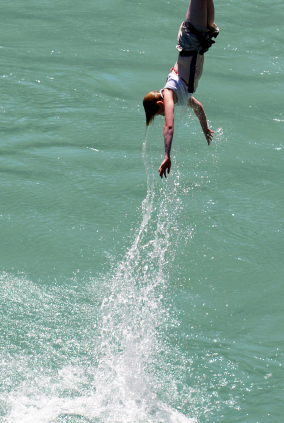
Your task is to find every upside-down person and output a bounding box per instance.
[143,0,219,178]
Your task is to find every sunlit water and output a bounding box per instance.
[1,0,284,422]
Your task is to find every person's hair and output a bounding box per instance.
[143,91,162,126]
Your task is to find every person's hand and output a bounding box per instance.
[158,157,171,179]
[204,128,214,145]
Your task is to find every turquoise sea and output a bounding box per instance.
[1,0,283,422]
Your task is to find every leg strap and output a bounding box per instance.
[185,21,216,55]
[188,51,197,94]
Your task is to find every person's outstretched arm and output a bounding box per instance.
[188,96,214,145]
[159,89,175,178]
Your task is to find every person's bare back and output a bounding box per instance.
[174,54,204,92]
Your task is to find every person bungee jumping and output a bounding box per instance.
[143,0,219,178]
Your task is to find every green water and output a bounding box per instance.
[1,0,284,422]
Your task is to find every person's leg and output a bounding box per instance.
[207,0,215,27]
[186,0,215,27]
[186,0,208,27]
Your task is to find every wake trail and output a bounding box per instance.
[93,128,196,423]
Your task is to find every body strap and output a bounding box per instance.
[188,51,197,94]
